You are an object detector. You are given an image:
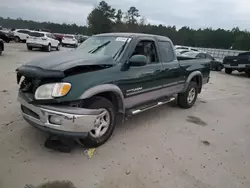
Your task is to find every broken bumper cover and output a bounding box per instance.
[18,92,102,137]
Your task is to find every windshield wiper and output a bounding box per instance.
[88,41,111,54]
[113,38,129,60]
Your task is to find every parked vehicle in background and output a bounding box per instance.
[175,45,199,52]
[181,51,224,71]
[16,32,210,147]
[54,33,65,43]
[26,31,60,52]
[13,29,31,42]
[223,52,250,77]
[176,49,191,56]
[0,39,4,56]
[75,35,88,43]
[62,35,78,47]
[0,31,14,43]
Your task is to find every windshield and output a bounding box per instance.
[29,32,44,37]
[77,36,131,58]
[64,35,74,39]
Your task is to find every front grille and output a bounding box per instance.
[21,105,40,120]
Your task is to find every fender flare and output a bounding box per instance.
[80,84,125,113]
[182,71,203,92]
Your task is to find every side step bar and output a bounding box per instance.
[128,97,175,115]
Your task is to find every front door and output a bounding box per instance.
[118,37,164,108]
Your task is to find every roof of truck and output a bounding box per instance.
[95,32,171,41]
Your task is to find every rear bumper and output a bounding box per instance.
[27,43,47,48]
[18,92,102,137]
[224,64,250,69]
[62,42,77,45]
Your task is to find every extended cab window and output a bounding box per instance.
[158,41,174,62]
[131,40,158,64]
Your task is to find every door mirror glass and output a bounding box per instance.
[129,55,147,66]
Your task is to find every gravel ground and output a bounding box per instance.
[0,43,250,188]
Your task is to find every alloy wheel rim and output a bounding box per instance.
[187,88,196,104]
[90,109,111,138]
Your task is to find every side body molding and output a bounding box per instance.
[80,84,125,113]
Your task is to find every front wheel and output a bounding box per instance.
[246,70,250,78]
[177,81,198,109]
[79,97,116,147]
[225,68,232,74]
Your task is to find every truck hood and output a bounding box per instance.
[25,50,116,71]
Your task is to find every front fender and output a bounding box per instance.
[80,84,125,113]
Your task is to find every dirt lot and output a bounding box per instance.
[0,43,250,188]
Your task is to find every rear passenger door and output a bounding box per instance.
[158,40,184,94]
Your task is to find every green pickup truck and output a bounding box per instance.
[17,33,210,147]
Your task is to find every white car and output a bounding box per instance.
[62,35,78,47]
[13,29,31,42]
[175,45,199,52]
[26,31,60,52]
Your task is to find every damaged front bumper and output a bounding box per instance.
[18,92,102,137]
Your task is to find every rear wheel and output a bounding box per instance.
[15,36,20,43]
[27,46,32,51]
[177,81,198,109]
[246,70,250,78]
[56,44,60,51]
[0,51,2,56]
[225,68,232,74]
[78,97,116,147]
[46,44,51,52]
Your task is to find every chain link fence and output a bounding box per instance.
[196,47,247,59]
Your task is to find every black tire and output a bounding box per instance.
[0,51,2,56]
[15,36,20,43]
[27,46,32,51]
[246,70,250,78]
[79,97,116,147]
[216,65,223,71]
[46,44,51,52]
[225,68,232,74]
[56,44,60,51]
[177,81,198,109]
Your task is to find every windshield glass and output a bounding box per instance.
[29,32,44,37]
[77,36,131,58]
[64,35,74,39]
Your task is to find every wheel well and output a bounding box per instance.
[191,75,202,93]
[93,91,124,113]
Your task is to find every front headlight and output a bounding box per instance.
[35,82,71,100]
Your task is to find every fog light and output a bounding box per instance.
[49,115,62,125]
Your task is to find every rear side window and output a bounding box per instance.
[18,30,30,34]
[30,32,44,37]
[158,41,174,62]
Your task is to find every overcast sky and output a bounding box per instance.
[1,0,250,30]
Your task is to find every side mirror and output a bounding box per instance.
[129,55,147,66]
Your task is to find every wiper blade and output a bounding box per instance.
[113,38,129,60]
[88,41,111,54]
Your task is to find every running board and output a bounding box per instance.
[128,97,175,115]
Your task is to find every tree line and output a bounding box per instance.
[1,1,250,50]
